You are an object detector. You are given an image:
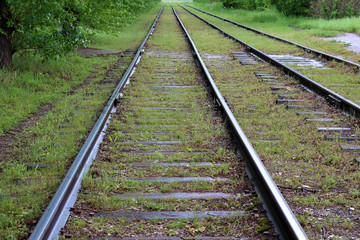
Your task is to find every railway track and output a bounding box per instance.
[180,5,360,117]
[173,5,360,239]
[183,4,360,70]
[29,4,309,240]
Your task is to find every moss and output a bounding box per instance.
[255,217,272,233]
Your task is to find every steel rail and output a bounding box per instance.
[179,5,360,118]
[29,5,165,240]
[171,5,308,240]
[183,4,360,70]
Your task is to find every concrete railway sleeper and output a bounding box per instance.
[29,4,308,240]
[174,4,360,239]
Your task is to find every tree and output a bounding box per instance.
[0,0,86,68]
[0,0,159,68]
[0,0,15,67]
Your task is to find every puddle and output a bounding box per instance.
[269,54,326,69]
[323,33,360,54]
[289,26,304,31]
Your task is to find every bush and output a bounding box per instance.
[274,0,360,18]
[221,0,270,10]
[194,0,215,3]
[311,0,360,19]
[274,0,312,16]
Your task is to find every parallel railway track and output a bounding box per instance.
[28,3,360,240]
[174,5,360,239]
[184,4,360,69]
[30,4,307,240]
[180,5,360,118]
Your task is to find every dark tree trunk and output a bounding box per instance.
[0,0,14,68]
[0,35,13,68]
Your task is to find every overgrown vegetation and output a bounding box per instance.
[190,0,360,59]
[272,0,312,16]
[0,0,160,67]
[274,0,360,18]
[176,5,360,238]
[0,2,161,135]
[194,0,360,18]
[0,5,161,239]
[221,0,270,11]
[183,5,360,103]
[64,6,271,238]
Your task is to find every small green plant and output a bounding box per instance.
[160,183,172,193]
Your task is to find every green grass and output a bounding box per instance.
[0,55,101,135]
[189,2,360,62]
[0,4,163,239]
[0,54,119,238]
[297,17,360,35]
[181,5,360,104]
[192,1,360,34]
[0,4,162,136]
[63,5,270,239]
[174,5,360,238]
[87,6,161,51]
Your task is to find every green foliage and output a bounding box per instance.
[274,0,312,16]
[193,0,216,3]
[221,0,270,11]
[274,0,360,18]
[0,0,160,65]
[311,0,360,19]
[4,0,87,58]
[195,0,359,18]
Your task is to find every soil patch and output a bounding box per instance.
[323,33,360,54]
[77,47,120,56]
[289,26,304,31]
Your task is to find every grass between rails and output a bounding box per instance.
[63,5,275,239]
[175,5,360,239]
[65,214,268,239]
[181,5,360,106]
[188,2,360,63]
[0,5,163,239]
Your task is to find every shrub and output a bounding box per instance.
[311,0,360,19]
[221,0,270,10]
[274,0,360,18]
[274,0,312,16]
